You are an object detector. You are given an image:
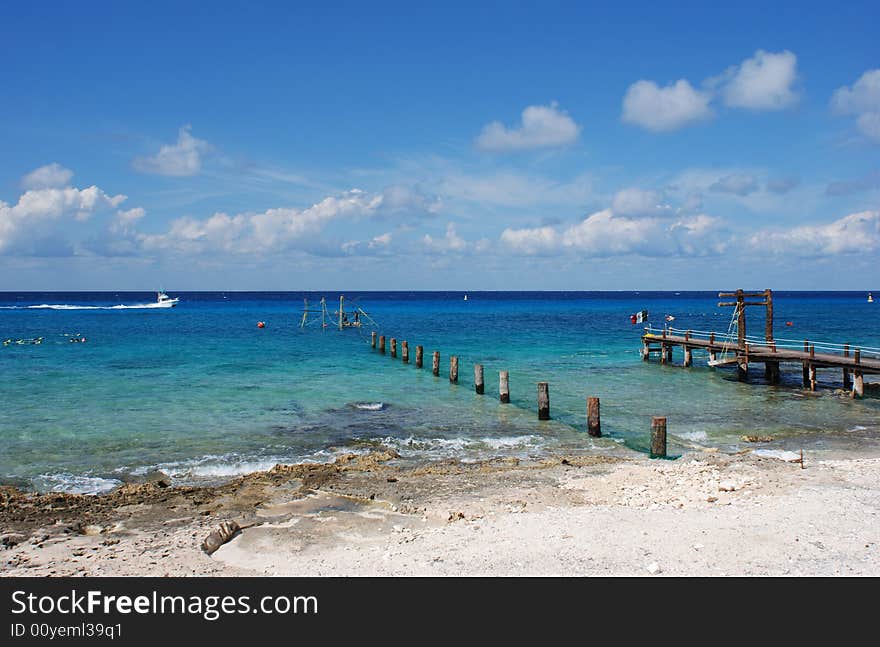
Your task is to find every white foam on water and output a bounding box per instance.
[353,402,385,411]
[677,431,709,442]
[383,434,542,456]
[752,449,802,462]
[848,425,868,432]
[0,302,172,310]
[32,473,122,495]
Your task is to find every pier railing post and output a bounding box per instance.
[474,364,484,394]
[537,382,550,420]
[449,355,459,383]
[499,371,510,403]
[587,397,601,437]
[379,335,386,354]
[401,340,409,363]
[432,351,440,376]
[650,417,667,458]
[415,345,423,368]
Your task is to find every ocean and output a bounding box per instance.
[1,291,878,494]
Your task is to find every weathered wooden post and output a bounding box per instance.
[432,351,440,376]
[379,335,386,354]
[371,331,377,348]
[390,338,397,358]
[660,342,668,364]
[809,364,817,391]
[499,371,510,403]
[650,416,667,458]
[765,288,774,343]
[641,340,650,361]
[537,382,550,420]
[737,343,749,381]
[401,340,409,363]
[683,346,692,367]
[587,397,601,437]
[802,340,809,387]
[415,345,423,368]
[449,355,459,383]
[853,349,864,398]
[843,344,852,390]
[474,364,484,394]
[765,361,780,384]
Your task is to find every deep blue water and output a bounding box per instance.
[1,291,878,493]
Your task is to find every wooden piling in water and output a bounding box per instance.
[765,361,780,384]
[432,351,440,376]
[587,397,601,437]
[650,417,667,458]
[809,364,817,391]
[401,340,409,363]
[415,345,423,368]
[379,335,386,354]
[537,382,550,420]
[843,344,852,390]
[449,355,459,383]
[474,364,484,394]
[371,331,377,348]
[390,338,397,358]
[499,371,510,403]
[853,349,864,398]
[660,342,667,364]
[683,346,692,367]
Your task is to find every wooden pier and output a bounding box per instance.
[641,290,879,397]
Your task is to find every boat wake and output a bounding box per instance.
[0,303,172,310]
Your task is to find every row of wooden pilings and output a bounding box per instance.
[371,331,668,458]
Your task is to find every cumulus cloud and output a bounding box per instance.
[750,211,880,256]
[21,163,74,190]
[422,222,468,252]
[499,226,560,256]
[709,174,760,196]
[476,103,581,151]
[831,69,880,143]
[0,184,127,255]
[133,125,212,176]
[376,185,442,219]
[720,50,799,110]
[502,208,726,258]
[621,79,713,132]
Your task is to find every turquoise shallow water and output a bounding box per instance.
[1,291,878,493]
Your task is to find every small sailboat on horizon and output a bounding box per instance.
[869,292,874,303]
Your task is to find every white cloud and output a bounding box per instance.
[765,177,800,194]
[21,163,74,190]
[720,50,799,110]
[133,125,212,176]
[621,79,713,132]
[502,208,726,257]
[750,211,880,256]
[437,170,594,208]
[499,226,560,255]
[831,69,880,143]
[709,174,760,196]
[423,223,468,252]
[111,207,146,234]
[476,103,581,151]
[0,185,127,255]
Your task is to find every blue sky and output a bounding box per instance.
[1,1,878,290]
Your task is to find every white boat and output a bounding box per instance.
[464,294,468,301]
[156,290,179,307]
[869,292,874,303]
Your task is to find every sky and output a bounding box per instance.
[1,0,878,290]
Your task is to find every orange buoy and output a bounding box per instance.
[257,321,265,328]
[786,321,793,326]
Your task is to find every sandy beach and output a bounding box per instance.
[2,446,878,577]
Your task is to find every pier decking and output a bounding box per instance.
[640,290,879,397]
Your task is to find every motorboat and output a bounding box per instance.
[156,290,179,307]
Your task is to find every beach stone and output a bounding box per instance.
[1,532,26,548]
[144,471,172,488]
[706,495,718,503]
[201,520,241,555]
[646,562,662,575]
[719,481,737,492]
